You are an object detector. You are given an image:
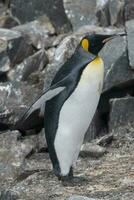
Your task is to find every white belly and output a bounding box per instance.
[54,57,104,176]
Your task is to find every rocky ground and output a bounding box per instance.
[0,0,134,200]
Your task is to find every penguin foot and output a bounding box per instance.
[58,167,74,182]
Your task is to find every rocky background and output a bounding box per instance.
[0,0,134,199]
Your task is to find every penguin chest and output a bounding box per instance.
[54,56,104,176]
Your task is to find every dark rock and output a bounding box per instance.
[0,15,19,29]
[96,133,114,146]
[64,0,97,30]
[0,190,18,200]
[8,49,48,81]
[0,28,34,69]
[109,97,134,132]
[124,0,134,21]
[96,0,110,27]
[0,81,43,125]
[125,20,134,69]
[10,0,72,34]
[13,16,56,49]
[80,143,106,158]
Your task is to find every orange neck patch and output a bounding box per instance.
[81,39,89,51]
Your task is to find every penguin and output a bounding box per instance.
[0,33,125,180]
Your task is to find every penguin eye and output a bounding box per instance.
[81,38,90,52]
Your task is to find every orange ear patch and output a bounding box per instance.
[81,38,89,51]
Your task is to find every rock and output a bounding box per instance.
[0,190,18,200]
[43,35,79,90]
[124,0,134,21]
[0,131,37,189]
[109,97,134,132]
[10,0,72,34]
[96,133,114,146]
[13,16,56,49]
[100,34,134,91]
[54,35,79,64]
[103,51,134,91]
[0,37,10,73]
[125,20,134,69]
[0,28,34,69]
[8,49,48,81]
[0,81,43,125]
[0,15,19,29]
[68,196,99,200]
[109,0,125,26]
[64,0,97,30]
[96,0,110,27]
[80,143,106,158]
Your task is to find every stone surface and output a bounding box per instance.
[0,131,133,199]
[68,196,99,200]
[43,35,79,90]
[64,0,97,30]
[124,0,134,21]
[109,0,125,26]
[10,0,72,34]
[0,28,34,69]
[0,131,38,189]
[0,81,43,125]
[109,97,134,132]
[96,0,110,26]
[8,49,48,81]
[125,20,134,69]
[80,143,106,158]
[13,16,56,49]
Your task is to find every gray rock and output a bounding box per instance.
[10,0,72,34]
[125,20,134,69]
[8,49,48,82]
[0,131,37,189]
[68,196,99,200]
[0,28,33,69]
[80,143,106,158]
[96,0,110,27]
[109,97,134,132]
[103,51,134,91]
[13,16,56,49]
[0,15,19,29]
[96,133,114,147]
[0,190,18,200]
[64,0,97,30]
[100,34,134,91]
[0,81,43,125]
[43,35,79,90]
[109,0,125,26]
[124,0,134,21]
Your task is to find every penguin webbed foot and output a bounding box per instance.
[58,167,74,183]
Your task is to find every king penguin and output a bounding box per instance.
[1,33,125,180]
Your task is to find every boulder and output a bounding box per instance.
[96,0,110,27]
[109,0,125,26]
[109,97,134,132]
[124,0,134,21]
[0,28,34,69]
[8,49,48,82]
[64,0,97,30]
[10,0,72,34]
[68,196,99,200]
[13,16,56,49]
[0,131,38,189]
[125,20,134,69]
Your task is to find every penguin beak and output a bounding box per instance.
[102,33,126,44]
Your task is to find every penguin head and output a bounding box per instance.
[80,33,125,55]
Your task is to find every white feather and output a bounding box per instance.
[54,57,104,176]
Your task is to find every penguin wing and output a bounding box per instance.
[15,86,66,133]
